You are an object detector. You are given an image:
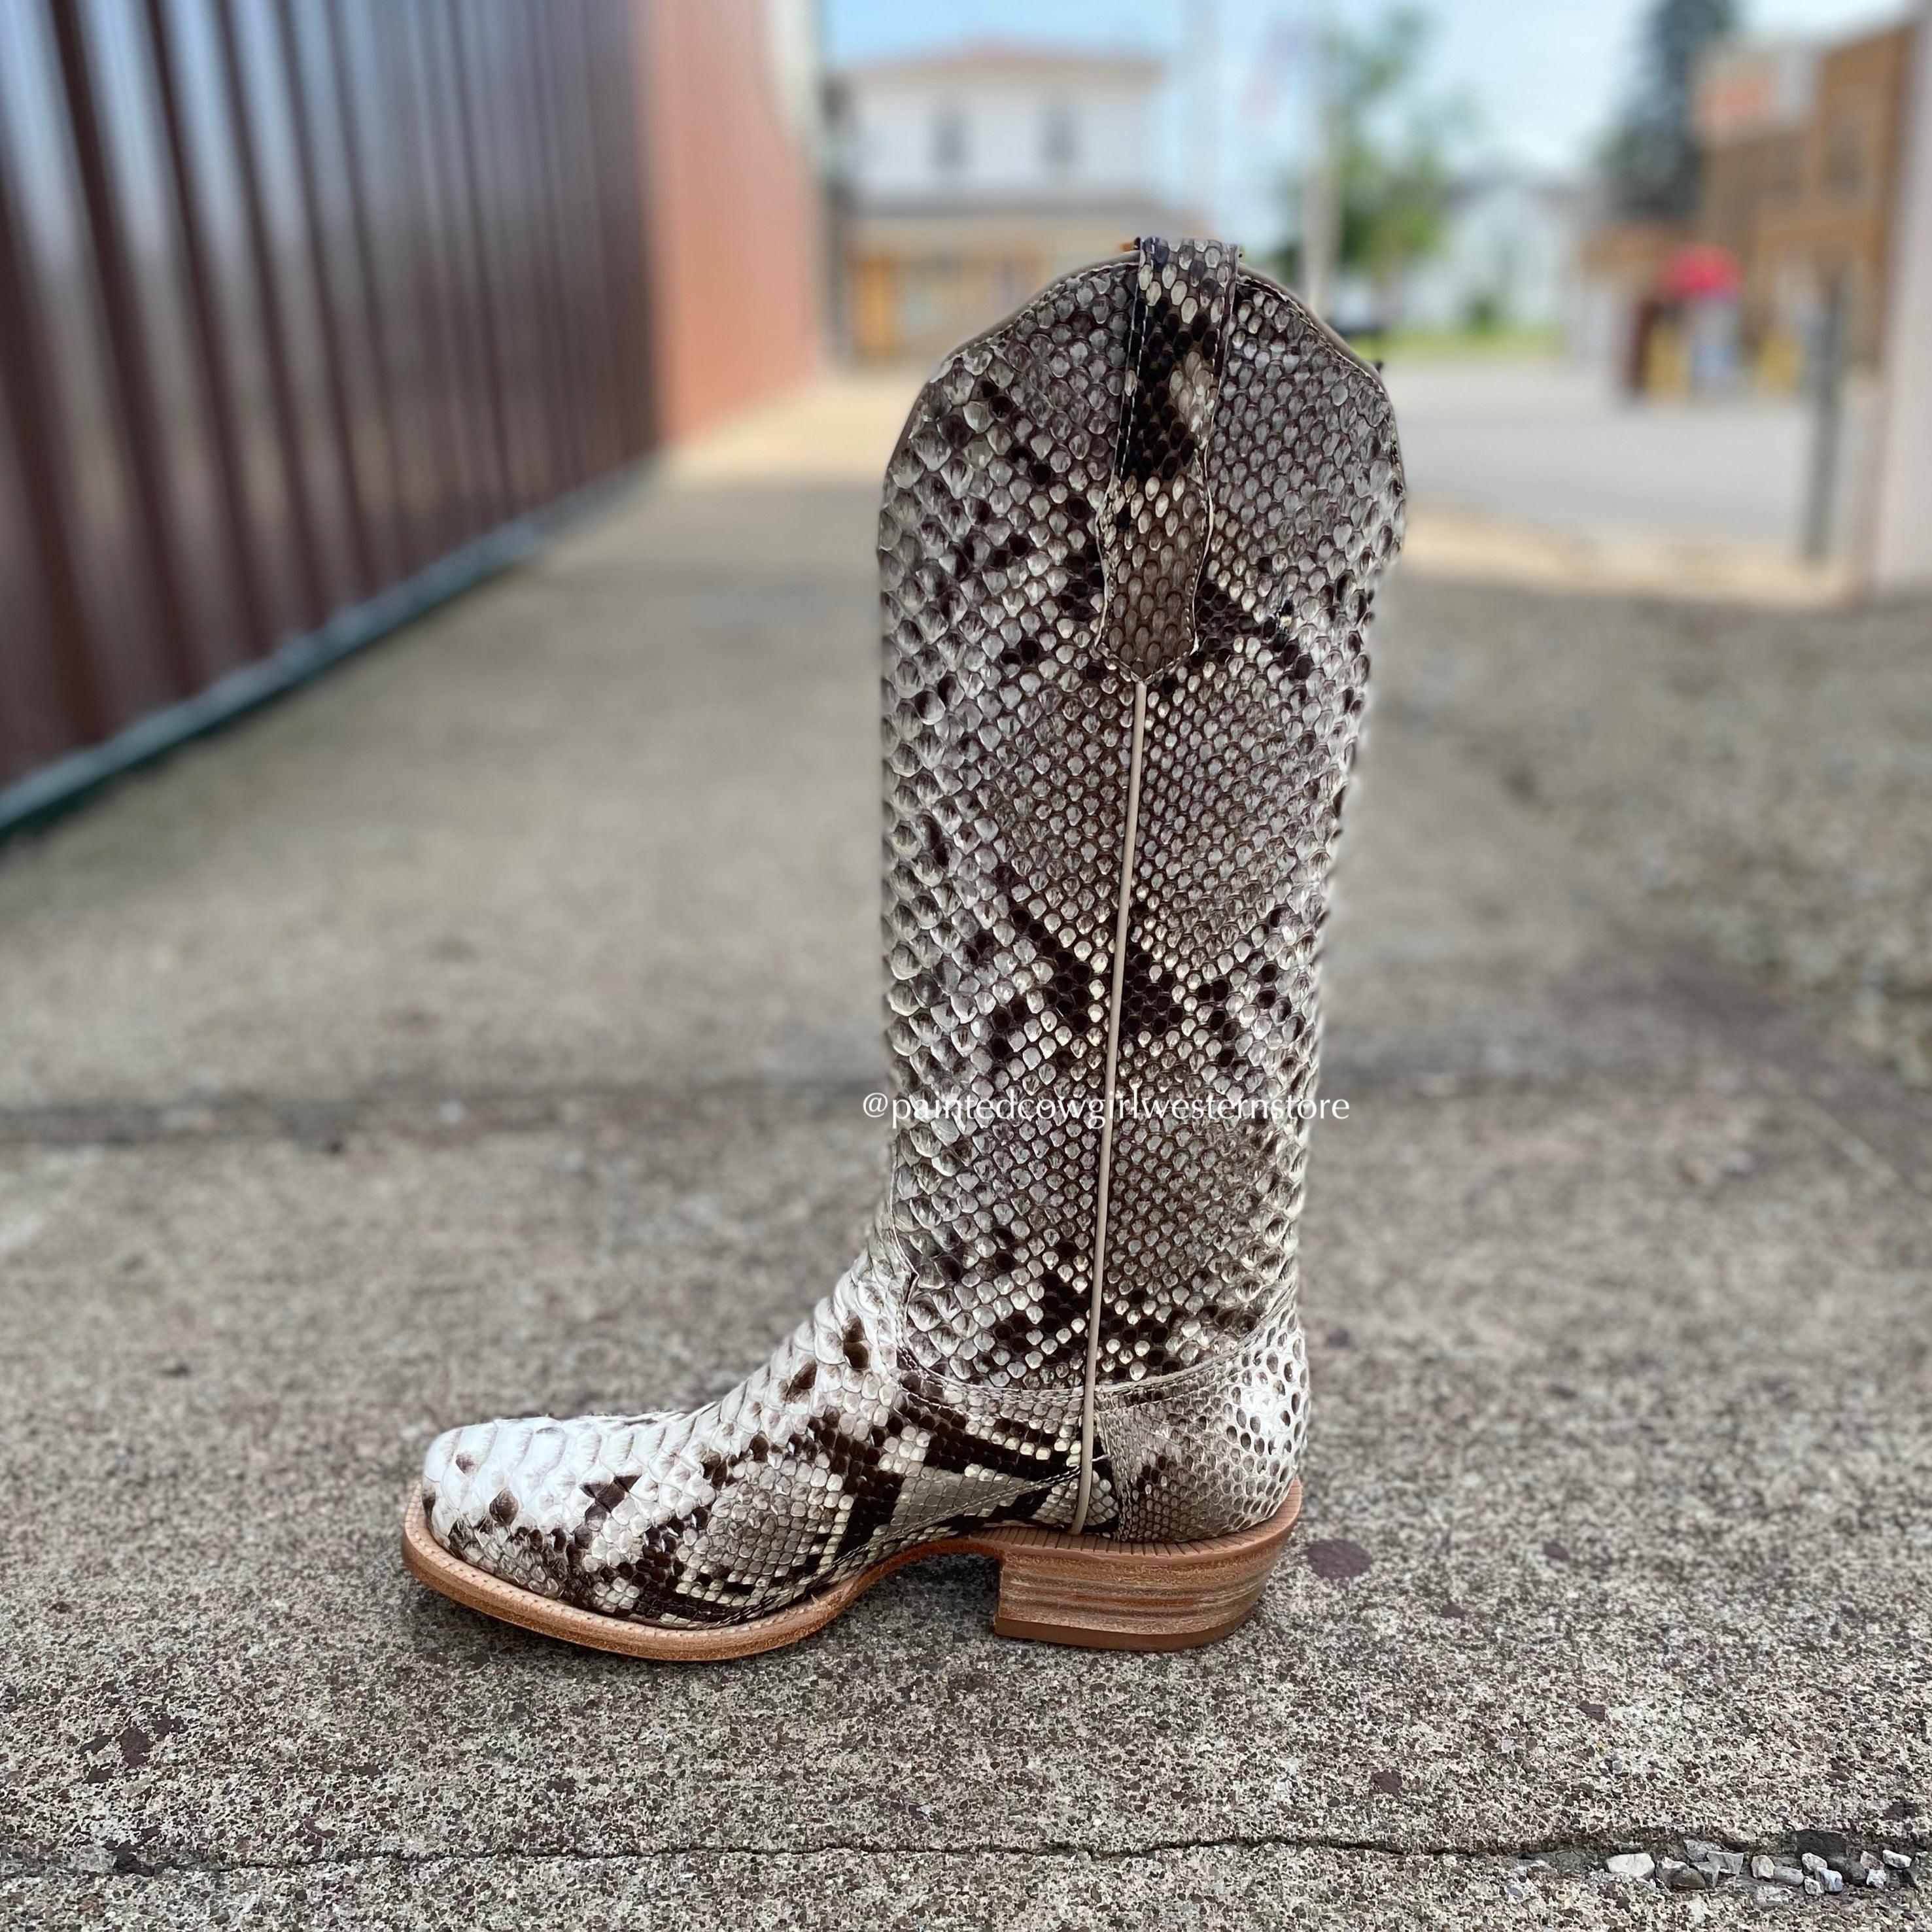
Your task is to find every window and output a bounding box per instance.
[1825,112,1865,196]
[1041,98,1078,175]
[931,102,967,176]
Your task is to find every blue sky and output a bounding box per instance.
[825,0,1912,245]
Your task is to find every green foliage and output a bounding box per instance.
[1273,7,1473,297]
[1464,289,1506,334]
[1334,7,1462,285]
[1351,321,1562,361]
[1606,0,1740,218]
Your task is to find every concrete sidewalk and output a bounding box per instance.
[0,477,1927,1930]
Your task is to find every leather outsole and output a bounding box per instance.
[400,1480,1302,1661]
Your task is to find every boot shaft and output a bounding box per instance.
[414,241,1404,1639]
[876,239,1405,1399]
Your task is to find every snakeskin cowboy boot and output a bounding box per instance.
[404,238,1404,1657]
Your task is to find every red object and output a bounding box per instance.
[1660,244,1742,302]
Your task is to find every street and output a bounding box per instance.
[1387,355,1821,556]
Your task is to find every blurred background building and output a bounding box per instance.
[828,41,1183,362]
[1380,169,1590,337]
[644,0,823,439]
[1585,14,1918,392]
[1715,19,1915,368]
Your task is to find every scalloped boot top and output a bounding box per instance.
[403,237,1405,1658]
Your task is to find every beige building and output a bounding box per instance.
[831,43,1186,364]
[1581,16,1920,392]
[1698,18,1920,370]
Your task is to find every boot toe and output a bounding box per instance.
[420,1415,596,1598]
[422,1418,513,1534]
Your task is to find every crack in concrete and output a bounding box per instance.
[5,1827,1926,1885]
[0,1074,880,1152]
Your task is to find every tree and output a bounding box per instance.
[1274,7,1471,313]
[1605,0,1740,220]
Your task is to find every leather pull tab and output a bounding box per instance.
[1099,237,1239,679]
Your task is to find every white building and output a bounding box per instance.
[832,43,1185,362]
[1394,171,1588,337]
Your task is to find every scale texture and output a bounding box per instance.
[421,238,1404,1627]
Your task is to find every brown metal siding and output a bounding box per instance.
[0,0,661,799]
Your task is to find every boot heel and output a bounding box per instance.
[988,1480,1301,1651]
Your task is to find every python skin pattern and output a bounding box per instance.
[421,238,1405,1627]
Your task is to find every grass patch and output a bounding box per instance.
[1351,324,1563,362]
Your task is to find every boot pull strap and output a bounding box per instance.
[1098,236,1240,680]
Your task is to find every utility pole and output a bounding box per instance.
[1301,2,1338,319]
[1802,275,1847,562]
[1186,0,1221,230]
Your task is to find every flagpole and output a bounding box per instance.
[1187,0,1221,228]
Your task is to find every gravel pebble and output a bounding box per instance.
[1698,1850,1745,1878]
[1606,1853,1655,1882]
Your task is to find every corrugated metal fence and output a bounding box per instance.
[0,0,656,819]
